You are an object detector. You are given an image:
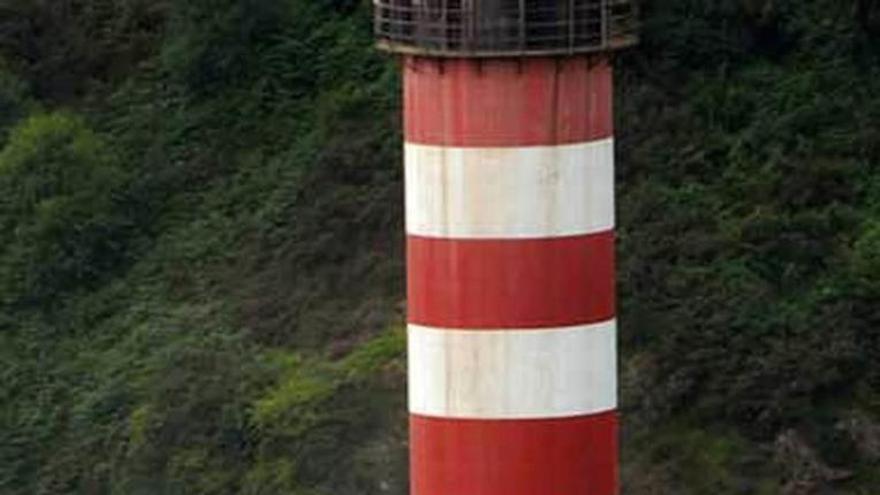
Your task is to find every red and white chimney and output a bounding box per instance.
[375,2,637,494]
[405,56,617,495]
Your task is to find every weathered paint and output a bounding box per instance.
[404,55,618,495]
[407,233,616,329]
[405,57,613,147]
[408,321,617,419]
[411,412,619,495]
[405,139,615,239]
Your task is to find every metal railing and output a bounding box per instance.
[374,0,638,57]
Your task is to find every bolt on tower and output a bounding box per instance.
[375,2,637,494]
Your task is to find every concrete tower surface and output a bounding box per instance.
[375,2,637,494]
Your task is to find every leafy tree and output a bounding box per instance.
[0,113,131,306]
[0,63,28,143]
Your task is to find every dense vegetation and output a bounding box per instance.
[1,0,878,493]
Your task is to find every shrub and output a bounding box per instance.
[0,113,132,306]
[0,65,29,144]
[0,0,167,102]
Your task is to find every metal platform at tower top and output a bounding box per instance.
[374,0,638,57]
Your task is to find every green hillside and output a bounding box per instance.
[1,1,879,493]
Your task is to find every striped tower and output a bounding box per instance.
[406,56,617,495]
[375,2,637,494]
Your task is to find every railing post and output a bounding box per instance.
[601,0,609,49]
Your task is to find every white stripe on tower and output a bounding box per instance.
[409,321,617,419]
[405,139,615,239]
[405,56,618,495]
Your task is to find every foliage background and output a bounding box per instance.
[0,0,879,493]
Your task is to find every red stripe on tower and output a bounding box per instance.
[405,57,613,147]
[411,413,619,495]
[403,55,619,495]
[408,234,616,329]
